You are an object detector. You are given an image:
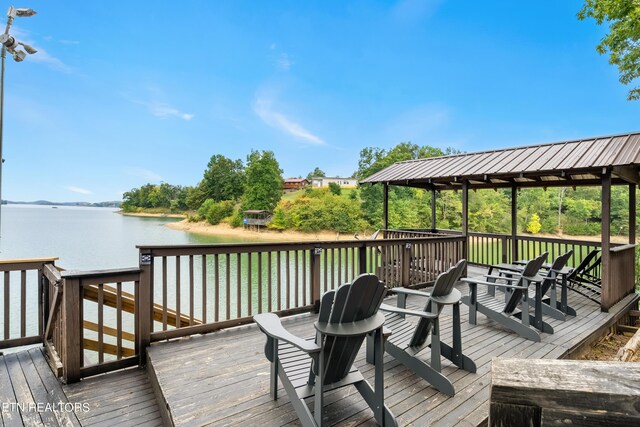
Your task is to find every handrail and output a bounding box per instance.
[137,234,465,346]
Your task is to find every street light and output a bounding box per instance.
[0,5,37,239]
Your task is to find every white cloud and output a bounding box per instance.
[129,97,193,121]
[11,27,72,73]
[253,96,325,145]
[58,39,80,45]
[67,186,92,195]
[26,47,72,73]
[278,53,293,71]
[127,168,163,182]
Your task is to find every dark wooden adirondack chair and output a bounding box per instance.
[530,250,574,320]
[367,259,476,397]
[566,249,602,304]
[494,251,575,321]
[253,274,397,427]
[461,253,551,342]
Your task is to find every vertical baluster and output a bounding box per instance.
[189,255,194,326]
[277,252,282,311]
[337,248,342,285]
[236,254,242,318]
[4,272,9,339]
[21,270,26,337]
[162,257,167,330]
[176,256,181,328]
[202,255,207,324]
[98,283,104,364]
[302,251,307,306]
[226,253,231,320]
[323,249,328,293]
[286,251,291,309]
[331,249,335,290]
[214,254,219,322]
[258,252,263,314]
[294,250,299,307]
[117,281,122,360]
[247,252,252,316]
[267,252,272,312]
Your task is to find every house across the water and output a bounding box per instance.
[311,176,358,188]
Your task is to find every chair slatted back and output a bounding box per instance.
[540,250,573,294]
[409,259,466,348]
[317,274,386,385]
[503,252,547,314]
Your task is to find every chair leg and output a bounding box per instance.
[270,338,278,400]
[314,347,324,427]
[430,318,441,372]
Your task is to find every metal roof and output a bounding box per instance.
[361,132,640,189]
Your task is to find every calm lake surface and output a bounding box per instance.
[0,204,246,270]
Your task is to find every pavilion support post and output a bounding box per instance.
[383,183,389,235]
[431,188,437,232]
[511,186,517,263]
[630,183,636,244]
[601,170,612,312]
[462,182,469,263]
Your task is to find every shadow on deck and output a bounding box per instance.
[0,347,162,426]
[146,267,639,427]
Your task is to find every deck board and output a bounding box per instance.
[148,268,638,427]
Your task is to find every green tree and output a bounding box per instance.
[306,167,325,181]
[578,1,640,100]
[328,182,341,195]
[242,150,283,211]
[201,154,245,202]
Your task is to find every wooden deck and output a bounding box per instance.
[0,347,162,427]
[147,268,639,426]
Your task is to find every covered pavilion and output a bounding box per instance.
[361,131,640,310]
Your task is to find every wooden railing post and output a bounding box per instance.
[358,244,367,275]
[401,242,412,287]
[138,249,153,365]
[62,277,81,384]
[310,248,322,312]
[501,236,508,264]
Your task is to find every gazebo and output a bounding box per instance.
[361,131,640,311]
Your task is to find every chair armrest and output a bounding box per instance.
[484,274,519,282]
[461,277,528,290]
[254,313,321,354]
[379,303,438,319]
[315,312,386,337]
[392,287,431,298]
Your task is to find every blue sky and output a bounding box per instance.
[3,1,638,202]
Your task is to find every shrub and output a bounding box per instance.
[328,182,341,195]
[197,199,234,225]
[526,213,542,234]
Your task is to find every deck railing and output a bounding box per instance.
[137,235,464,343]
[0,258,57,350]
[43,267,141,383]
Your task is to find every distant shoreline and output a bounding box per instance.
[118,211,185,219]
[166,219,343,242]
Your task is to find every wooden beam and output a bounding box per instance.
[630,183,636,244]
[511,186,518,263]
[601,170,611,312]
[383,183,389,231]
[431,188,436,231]
[462,181,469,261]
[612,166,640,185]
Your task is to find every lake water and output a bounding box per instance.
[0,204,243,270]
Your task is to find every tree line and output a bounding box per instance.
[122,142,639,237]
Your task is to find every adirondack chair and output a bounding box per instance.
[367,259,476,397]
[494,251,575,321]
[253,274,397,427]
[461,253,551,342]
[566,249,602,304]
